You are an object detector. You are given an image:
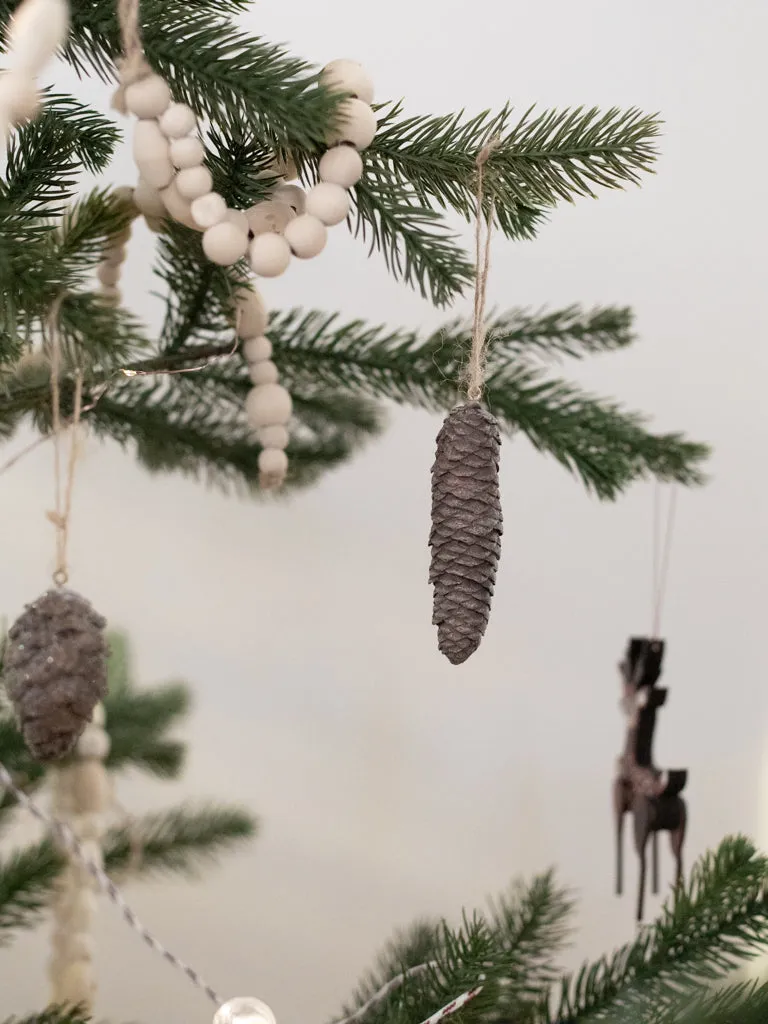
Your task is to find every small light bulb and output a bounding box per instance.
[214,998,277,1024]
[121,368,137,377]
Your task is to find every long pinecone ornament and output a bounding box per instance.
[3,589,108,761]
[429,401,503,664]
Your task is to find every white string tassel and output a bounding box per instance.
[48,704,110,1011]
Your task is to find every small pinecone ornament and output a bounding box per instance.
[3,589,108,762]
[429,401,503,664]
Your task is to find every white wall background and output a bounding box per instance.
[3,1,768,1022]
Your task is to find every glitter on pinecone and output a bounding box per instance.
[429,401,503,665]
[2,589,108,762]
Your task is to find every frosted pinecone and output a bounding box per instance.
[429,402,503,664]
[3,589,108,761]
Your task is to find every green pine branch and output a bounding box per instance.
[1,1008,91,1024]
[0,839,61,944]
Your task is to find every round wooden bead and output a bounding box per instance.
[7,0,69,75]
[51,931,94,960]
[159,102,197,139]
[243,336,272,363]
[124,74,171,119]
[273,184,306,214]
[0,71,40,122]
[226,208,251,234]
[102,245,127,268]
[190,192,227,229]
[54,963,95,1006]
[319,145,364,187]
[69,813,104,841]
[176,165,213,200]
[246,200,295,237]
[329,98,377,150]
[134,178,166,219]
[76,726,110,759]
[248,360,279,385]
[203,221,249,266]
[133,119,174,189]
[70,762,109,812]
[170,135,205,169]
[97,263,121,287]
[100,285,121,307]
[53,889,96,931]
[305,182,350,226]
[258,425,289,450]
[321,59,374,104]
[258,447,288,482]
[246,384,292,427]
[160,182,200,231]
[234,290,268,339]
[284,214,327,259]
[249,233,291,277]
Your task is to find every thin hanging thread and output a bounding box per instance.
[45,297,83,587]
[651,482,678,638]
[466,138,501,403]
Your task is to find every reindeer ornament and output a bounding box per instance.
[613,637,687,922]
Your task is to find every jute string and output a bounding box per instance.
[651,482,678,638]
[45,296,83,587]
[466,138,501,403]
[112,0,151,113]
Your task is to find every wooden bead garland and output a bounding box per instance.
[0,0,69,150]
[49,704,110,1010]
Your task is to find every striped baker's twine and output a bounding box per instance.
[0,761,221,1006]
[0,759,485,1024]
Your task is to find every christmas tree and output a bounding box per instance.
[0,0,708,499]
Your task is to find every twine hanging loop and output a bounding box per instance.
[112,0,152,113]
[466,137,501,402]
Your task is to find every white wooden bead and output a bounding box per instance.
[70,813,104,840]
[329,98,377,150]
[305,182,350,226]
[249,233,291,277]
[203,221,249,266]
[273,184,306,214]
[159,102,197,139]
[321,59,374,104]
[133,119,174,189]
[97,263,121,287]
[246,384,292,427]
[76,727,111,760]
[79,839,104,867]
[51,932,94,959]
[70,763,110,812]
[102,246,127,267]
[258,447,289,481]
[169,135,205,169]
[133,178,166,219]
[7,0,69,75]
[0,71,40,122]
[319,145,364,187]
[100,285,121,307]
[284,214,327,259]
[243,336,272,363]
[248,360,279,385]
[246,200,295,237]
[234,290,268,339]
[54,963,94,1006]
[90,704,106,727]
[124,74,171,119]
[225,208,250,234]
[190,192,227,229]
[160,181,200,231]
[52,890,96,931]
[258,425,289,450]
[176,165,213,200]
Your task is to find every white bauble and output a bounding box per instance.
[273,183,306,214]
[97,263,121,287]
[246,383,292,427]
[249,233,291,277]
[124,74,171,119]
[202,222,249,266]
[133,119,174,189]
[176,165,213,200]
[159,102,197,139]
[284,214,327,259]
[258,447,289,481]
[248,359,279,385]
[328,98,377,150]
[258,425,289,450]
[160,182,200,231]
[7,0,69,75]
[234,289,268,339]
[305,182,350,226]
[169,135,205,169]
[321,59,374,104]
[214,998,277,1024]
[190,192,227,229]
[319,145,364,187]
[133,178,166,219]
[243,336,273,363]
[246,199,295,237]
[0,71,39,122]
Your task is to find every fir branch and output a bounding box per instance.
[105,682,189,779]
[0,839,61,943]
[103,804,257,880]
[1,1009,91,1024]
